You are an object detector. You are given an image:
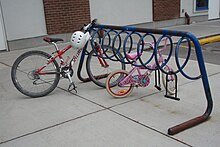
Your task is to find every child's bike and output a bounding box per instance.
[11,19,125,97]
[106,38,177,98]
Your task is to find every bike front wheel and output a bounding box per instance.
[11,50,60,97]
[106,70,134,98]
[86,49,126,88]
[162,66,177,95]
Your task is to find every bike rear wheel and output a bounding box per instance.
[106,70,134,98]
[86,49,126,88]
[11,50,60,97]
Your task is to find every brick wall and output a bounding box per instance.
[43,0,90,34]
[153,0,180,21]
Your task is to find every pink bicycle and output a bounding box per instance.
[106,38,177,98]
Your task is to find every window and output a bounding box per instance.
[196,0,209,11]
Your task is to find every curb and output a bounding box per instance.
[191,35,220,46]
[199,35,220,45]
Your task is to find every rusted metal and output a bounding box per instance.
[168,115,208,135]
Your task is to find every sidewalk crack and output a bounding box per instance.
[108,109,193,147]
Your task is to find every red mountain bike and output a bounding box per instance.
[11,19,125,97]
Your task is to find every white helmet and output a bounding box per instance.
[70,31,90,49]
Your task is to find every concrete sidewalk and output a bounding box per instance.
[0,20,220,147]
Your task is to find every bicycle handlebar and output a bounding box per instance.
[82,19,98,32]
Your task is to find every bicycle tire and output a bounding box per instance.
[86,49,126,88]
[106,70,134,98]
[11,50,60,97]
[162,66,176,95]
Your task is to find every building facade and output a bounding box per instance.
[0,0,219,51]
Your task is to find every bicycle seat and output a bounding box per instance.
[43,37,64,43]
[126,52,142,60]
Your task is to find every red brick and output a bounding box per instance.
[153,0,180,21]
[43,0,90,34]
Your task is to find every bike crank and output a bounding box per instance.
[61,66,77,93]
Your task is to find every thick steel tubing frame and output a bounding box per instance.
[90,24,213,135]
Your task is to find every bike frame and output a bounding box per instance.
[35,40,108,76]
[119,39,173,86]
[36,44,72,75]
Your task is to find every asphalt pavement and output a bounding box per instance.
[1,20,220,147]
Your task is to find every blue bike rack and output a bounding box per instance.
[89,24,213,135]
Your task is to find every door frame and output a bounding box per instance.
[0,1,8,51]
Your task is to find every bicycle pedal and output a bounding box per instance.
[68,82,77,93]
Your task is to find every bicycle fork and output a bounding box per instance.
[95,42,109,68]
[91,42,110,80]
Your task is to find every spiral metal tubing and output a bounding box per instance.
[88,24,213,135]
